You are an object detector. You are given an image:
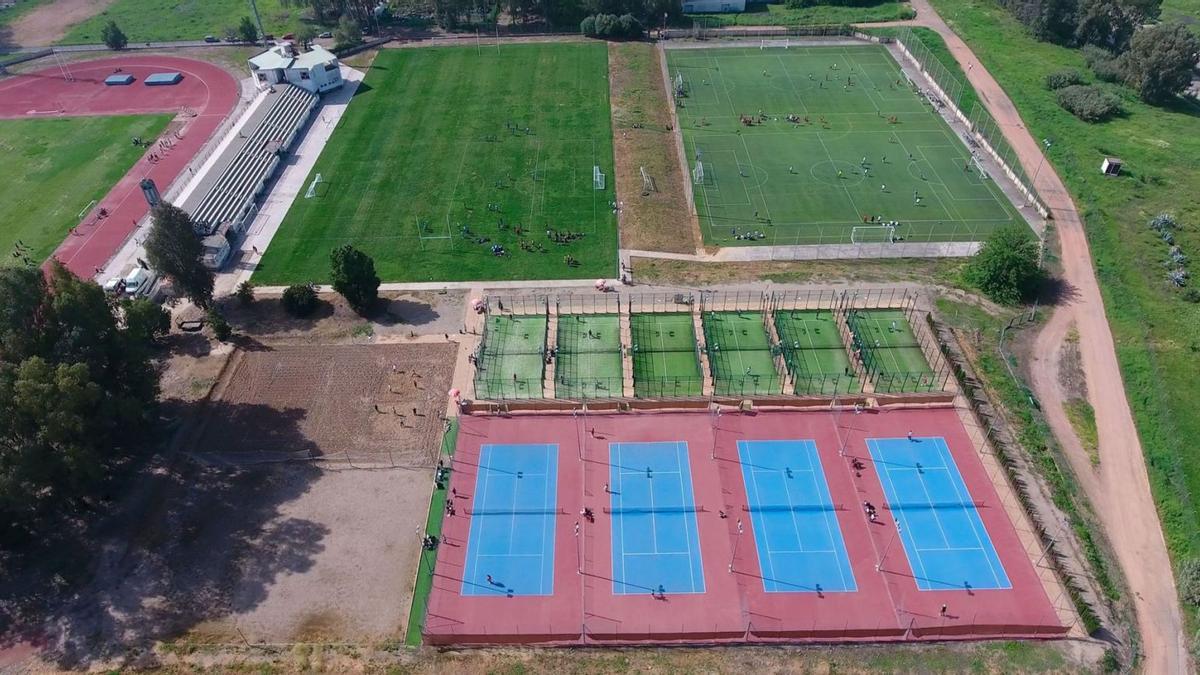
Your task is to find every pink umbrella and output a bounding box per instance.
[449,388,461,399]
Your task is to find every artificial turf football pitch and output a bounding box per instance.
[667,44,1025,247]
[256,43,617,284]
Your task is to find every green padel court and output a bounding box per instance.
[773,309,858,395]
[556,314,623,399]
[630,313,704,398]
[475,314,547,399]
[846,309,938,392]
[667,44,1025,247]
[703,311,783,396]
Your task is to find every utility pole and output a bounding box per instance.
[248,0,266,44]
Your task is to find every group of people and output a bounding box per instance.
[546,228,586,245]
[862,500,879,522]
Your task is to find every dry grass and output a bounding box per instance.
[609,42,696,254]
[632,256,965,286]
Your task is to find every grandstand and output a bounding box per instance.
[180,84,318,269]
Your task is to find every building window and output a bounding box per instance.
[300,71,310,80]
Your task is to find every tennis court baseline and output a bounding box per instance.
[609,441,706,594]
[738,440,857,593]
[868,437,1011,591]
[463,443,559,596]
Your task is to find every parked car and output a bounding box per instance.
[282,32,295,40]
[318,31,332,39]
[204,35,218,43]
[123,267,158,298]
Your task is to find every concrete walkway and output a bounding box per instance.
[903,0,1186,668]
[212,65,366,296]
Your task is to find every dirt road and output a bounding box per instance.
[6,0,114,47]
[904,0,1187,669]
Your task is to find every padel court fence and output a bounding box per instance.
[471,290,953,400]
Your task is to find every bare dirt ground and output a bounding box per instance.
[608,42,697,254]
[905,0,1187,667]
[190,342,455,465]
[632,255,963,287]
[5,0,115,47]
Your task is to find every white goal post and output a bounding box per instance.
[692,161,705,186]
[304,172,323,199]
[760,38,790,49]
[593,165,605,190]
[850,224,897,244]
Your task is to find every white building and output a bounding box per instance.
[683,0,746,12]
[248,42,343,95]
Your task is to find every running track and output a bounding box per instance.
[0,56,239,278]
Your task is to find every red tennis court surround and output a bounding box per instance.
[0,56,239,277]
[424,407,1066,645]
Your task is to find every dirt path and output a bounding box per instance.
[6,0,115,47]
[903,0,1187,669]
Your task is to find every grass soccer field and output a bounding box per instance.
[0,115,171,267]
[256,43,617,284]
[666,44,1024,247]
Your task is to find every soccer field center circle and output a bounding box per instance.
[810,159,866,187]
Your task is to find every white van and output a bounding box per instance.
[123,268,158,297]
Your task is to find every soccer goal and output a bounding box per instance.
[850,224,897,244]
[593,165,605,190]
[674,72,686,98]
[761,38,790,49]
[692,160,706,186]
[640,166,655,193]
[304,172,324,199]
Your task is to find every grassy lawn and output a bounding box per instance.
[687,1,915,26]
[256,43,618,284]
[0,0,51,27]
[60,0,328,44]
[0,115,171,266]
[926,0,1200,627]
[631,255,964,285]
[609,42,696,253]
[667,44,1024,246]
[1160,0,1200,35]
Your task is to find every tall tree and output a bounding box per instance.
[330,245,380,315]
[101,20,128,50]
[238,16,260,43]
[145,202,214,309]
[1119,22,1200,103]
[963,225,1044,305]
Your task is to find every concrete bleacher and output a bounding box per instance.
[182,84,318,247]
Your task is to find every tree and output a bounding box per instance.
[101,20,128,50]
[222,25,240,42]
[235,280,256,306]
[282,282,319,317]
[121,297,171,347]
[296,25,319,49]
[330,245,379,315]
[963,225,1045,305]
[0,263,159,527]
[145,202,214,309]
[1118,22,1200,103]
[238,15,260,44]
[333,15,363,48]
[207,308,232,341]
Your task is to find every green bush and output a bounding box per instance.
[581,13,643,38]
[234,280,255,307]
[963,224,1044,304]
[281,282,319,318]
[1055,84,1121,122]
[1082,44,1123,83]
[1044,68,1084,90]
[207,308,232,341]
[1179,558,1200,606]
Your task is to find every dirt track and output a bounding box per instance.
[904,0,1187,669]
[6,0,114,46]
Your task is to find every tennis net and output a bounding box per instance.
[465,507,568,516]
[884,500,986,511]
[741,503,845,513]
[603,505,707,515]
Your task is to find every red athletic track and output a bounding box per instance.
[425,407,1065,645]
[0,56,239,278]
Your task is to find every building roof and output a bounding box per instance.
[249,42,338,71]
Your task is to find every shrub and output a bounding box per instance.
[581,13,643,38]
[580,15,596,35]
[282,282,319,318]
[963,224,1045,305]
[1045,68,1084,90]
[207,308,232,341]
[1179,558,1200,606]
[1056,84,1121,122]
[329,245,380,316]
[1082,45,1123,83]
[101,20,127,50]
[235,280,255,306]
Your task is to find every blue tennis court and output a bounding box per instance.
[609,441,706,595]
[737,440,857,593]
[868,437,1011,591]
[462,443,559,596]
